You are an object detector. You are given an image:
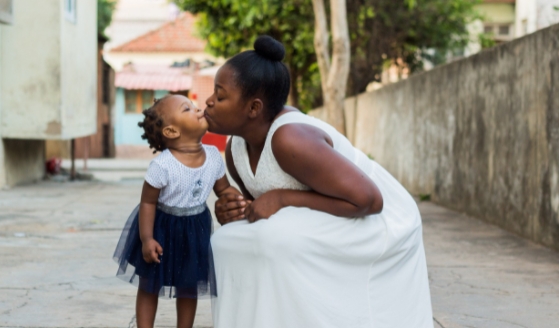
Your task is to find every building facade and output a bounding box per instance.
[467,0,559,55]
[107,12,226,157]
[0,0,97,187]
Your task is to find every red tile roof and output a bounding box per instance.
[115,64,193,91]
[111,13,206,53]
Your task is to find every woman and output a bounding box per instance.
[204,36,433,328]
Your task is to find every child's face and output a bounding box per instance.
[160,95,208,139]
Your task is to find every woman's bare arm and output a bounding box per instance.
[270,123,383,218]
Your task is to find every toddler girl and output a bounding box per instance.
[113,95,240,328]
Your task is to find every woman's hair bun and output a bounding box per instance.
[254,35,285,62]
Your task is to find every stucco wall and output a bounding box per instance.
[312,24,559,250]
[0,0,96,140]
[115,88,168,145]
[0,8,44,187]
[0,0,62,139]
[60,0,97,139]
[0,27,5,187]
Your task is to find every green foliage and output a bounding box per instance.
[98,0,116,40]
[419,194,431,202]
[174,0,320,111]
[346,0,481,95]
[478,33,496,49]
[175,0,479,108]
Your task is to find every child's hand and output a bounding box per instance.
[142,238,163,264]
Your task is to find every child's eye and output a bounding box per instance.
[183,106,190,112]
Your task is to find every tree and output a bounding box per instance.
[312,0,350,134]
[98,0,116,40]
[345,0,480,96]
[175,0,479,117]
[174,0,320,111]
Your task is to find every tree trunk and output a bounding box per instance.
[288,65,301,109]
[311,0,350,135]
[312,0,330,96]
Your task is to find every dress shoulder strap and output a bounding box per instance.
[268,111,320,137]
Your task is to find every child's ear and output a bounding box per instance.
[248,99,264,119]
[162,125,180,139]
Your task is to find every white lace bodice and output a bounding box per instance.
[231,111,373,199]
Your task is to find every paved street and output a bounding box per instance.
[0,174,558,327]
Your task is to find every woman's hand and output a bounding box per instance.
[142,238,163,264]
[215,193,251,225]
[245,190,284,223]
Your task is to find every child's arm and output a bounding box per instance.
[213,175,249,225]
[139,181,163,264]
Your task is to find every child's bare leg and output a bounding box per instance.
[176,297,197,328]
[136,288,158,328]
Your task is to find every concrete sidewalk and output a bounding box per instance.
[59,159,151,182]
[0,180,558,327]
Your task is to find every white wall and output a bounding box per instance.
[0,0,62,139]
[60,0,97,139]
[536,0,559,29]
[0,26,5,188]
[0,0,97,140]
[516,0,559,37]
[0,0,97,187]
[515,0,538,36]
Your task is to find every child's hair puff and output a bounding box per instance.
[138,96,170,154]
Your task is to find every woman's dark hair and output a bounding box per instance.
[138,96,170,154]
[226,35,290,121]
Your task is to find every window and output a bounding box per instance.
[124,90,154,114]
[483,24,513,41]
[0,0,13,25]
[64,0,76,23]
[498,25,510,36]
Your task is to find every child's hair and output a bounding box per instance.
[138,96,171,154]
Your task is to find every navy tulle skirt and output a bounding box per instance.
[113,203,217,299]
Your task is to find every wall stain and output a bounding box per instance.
[45,121,61,135]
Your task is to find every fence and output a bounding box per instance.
[311,24,559,250]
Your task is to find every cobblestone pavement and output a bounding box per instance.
[0,179,558,328]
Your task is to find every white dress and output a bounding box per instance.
[211,112,433,328]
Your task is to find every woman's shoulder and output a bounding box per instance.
[272,110,337,140]
[272,109,329,131]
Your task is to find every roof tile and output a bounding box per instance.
[111,12,206,53]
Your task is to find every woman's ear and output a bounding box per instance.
[162,125,180,139]
[248,99,264,119]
